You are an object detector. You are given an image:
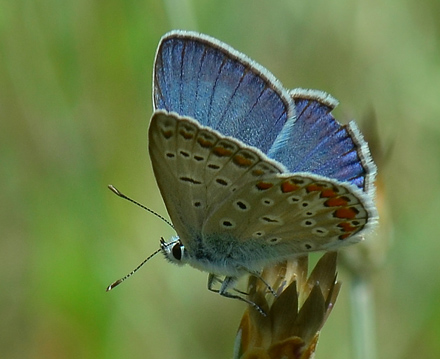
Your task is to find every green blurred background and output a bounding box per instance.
[2,0,440,358]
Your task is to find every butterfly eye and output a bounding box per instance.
[171,242,184,261]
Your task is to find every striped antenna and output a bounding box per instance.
[106,185,175,291]
[108,185,174,229]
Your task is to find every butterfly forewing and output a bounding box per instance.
[149,111,286,248]
[153,30,294,153]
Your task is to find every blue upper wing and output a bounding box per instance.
[153,30,294,153]
[269,89,376,192]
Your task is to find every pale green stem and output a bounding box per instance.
[349,276,377,359]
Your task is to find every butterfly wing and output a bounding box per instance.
[153,30,294,154]
[202,171,377,259]
[269,89,376,193]
[149,111,286,250]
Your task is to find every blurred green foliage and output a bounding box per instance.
[1,0,440,358]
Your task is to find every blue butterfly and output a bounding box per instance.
[146,30,377,309]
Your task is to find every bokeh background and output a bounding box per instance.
[2,0,440,358]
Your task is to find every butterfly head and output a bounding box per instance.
[160,237,187,266]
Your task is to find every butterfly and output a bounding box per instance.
[146,30,377,310]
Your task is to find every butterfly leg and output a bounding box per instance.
[248,271,278,298]
[207,274,249,295]
[207,274,267,316]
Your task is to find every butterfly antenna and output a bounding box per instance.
[106,247,163,291]
[108,185,174,229]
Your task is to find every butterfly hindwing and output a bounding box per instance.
[269,88,376,192]
[203,172,376,255]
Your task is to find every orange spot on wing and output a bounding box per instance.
[338,222,359,233]
[197,138,214,148]
[252,169,265,176]
[179,129,194,140]
[333,207,359,219]
[325,196,350,207]
[281,180,300,193]
[233,154,253,167]
[213,146,233,157]
[320,188,338,198]
[256,181,274,190]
